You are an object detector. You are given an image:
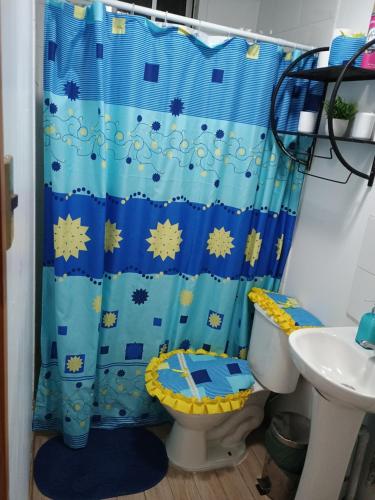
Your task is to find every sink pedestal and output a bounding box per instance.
[295,388,364,500]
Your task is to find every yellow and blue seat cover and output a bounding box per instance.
[249,288,323,335]
[145,349,254,415]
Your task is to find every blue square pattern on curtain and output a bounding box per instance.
[33,0,320,448]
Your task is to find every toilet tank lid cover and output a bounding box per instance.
[249,288,323,335]
[145,349,254,415]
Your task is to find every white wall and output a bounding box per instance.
[282,133,375,316]
[282,104,375,498]
[0,0,36,498]
[336,0,374,31]
[281,1,375,497]
[281,0,374,330]
[257,0,339,47]
[197,0,261,30]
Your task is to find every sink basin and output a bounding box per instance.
[289,326,375,500]
[289,326,375,413]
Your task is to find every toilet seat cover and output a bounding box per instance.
[145,349,254,415]
[249,288,323,335]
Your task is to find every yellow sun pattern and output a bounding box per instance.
[92,295,102,313]
[66,356,83,373]
[180,290,193,306]
[245,229,262,267]
[206,227,234,258]
[54,214,90,261]
[239,347,248,360]
[104,219,123,253]
[159,343,169,355]
[146,219,182,261]
[208,312,222,329]
[281,297,299,309]
[102,312,117,328]
[276,234,284,261]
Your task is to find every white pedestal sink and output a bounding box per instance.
[289,327,375,500]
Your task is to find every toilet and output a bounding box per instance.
[145,302,301,472]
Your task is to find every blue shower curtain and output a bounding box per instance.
[33,0,319,448]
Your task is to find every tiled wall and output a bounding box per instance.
[197,0,339,47]
[197,0,261,30]
[257,0,339,47]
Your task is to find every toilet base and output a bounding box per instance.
[166,434,249,472]
[164,383,270,472]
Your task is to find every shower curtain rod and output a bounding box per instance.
[77,0,314,51]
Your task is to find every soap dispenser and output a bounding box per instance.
[355,306,375,349]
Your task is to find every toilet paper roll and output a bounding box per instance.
[317,51,330,68]
[298,111,318,134]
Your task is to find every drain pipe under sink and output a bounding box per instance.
[346,426,370,500]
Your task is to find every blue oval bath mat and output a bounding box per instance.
[34,428,168,500]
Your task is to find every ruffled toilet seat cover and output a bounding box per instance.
[145,349,254,415]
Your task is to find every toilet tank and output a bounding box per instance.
[247,304,300,394]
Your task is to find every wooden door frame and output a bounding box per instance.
[0,41,9,499]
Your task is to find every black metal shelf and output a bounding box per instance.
[277,130,375,146]
[287,65,375,82]
[270,41,375,186]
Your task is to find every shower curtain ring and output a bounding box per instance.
[131,3,135,15]
[164,11,168,27]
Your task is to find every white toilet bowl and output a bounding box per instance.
[159,304,301,471]
[165,380,270,471]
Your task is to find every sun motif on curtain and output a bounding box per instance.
[276,234,284,261]
[146,219,183,260]
[102,311,118,328]
[180,290,193,306]
[206,227,235,258]
[208,312,223,329]
[65,355,84,373]
[53,215,90,261]
[104,220,123,253]
[92,295,102,313]
[245,229,262,267]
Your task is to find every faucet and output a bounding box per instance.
[355,306,375,350]
[358,339,375,350]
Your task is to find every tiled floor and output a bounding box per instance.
[32,425,268,500]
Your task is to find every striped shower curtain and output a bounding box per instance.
[33,0,319,448]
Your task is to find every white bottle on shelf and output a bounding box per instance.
[351,112,375,140]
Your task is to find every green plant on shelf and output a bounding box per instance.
[324,96,357,120]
